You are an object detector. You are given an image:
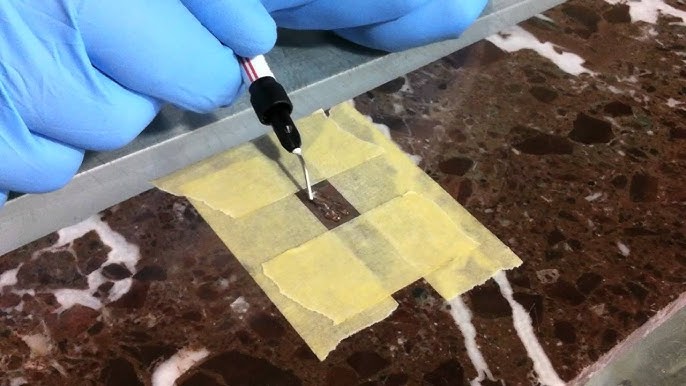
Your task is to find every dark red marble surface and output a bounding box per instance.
[1,0,685,385]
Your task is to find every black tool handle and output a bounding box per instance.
[248,77,302,153]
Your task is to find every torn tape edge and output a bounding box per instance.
[258,190,483,324]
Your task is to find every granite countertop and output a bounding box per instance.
[1,0,685,385]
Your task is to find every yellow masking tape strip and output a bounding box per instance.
[256,271,398,362]
[154,102,522,360]
[190,198,398,360]
[329,212,419,294]
[425,246,521,300]
[158,111,384,218]
[328,102,522,299]
[196,195,329,270]
[261,191,479,320]
[179,155,300,218]
[362,191,478,274]
[263,231,391,325]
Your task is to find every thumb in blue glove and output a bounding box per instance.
[336,0,489,52]
[0,0,276,200]
[262,0,433,30]
[262,0,488,52]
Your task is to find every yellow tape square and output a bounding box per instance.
[191,199,398,361]
[328,103,522,300]
[363,192,478,274]
[164,111,384,218]
[262,231,390,325]
[425,240,522,300]
[304,117,383,179]
[190,195,328,270]
[155,102,523,360]
[260,191,479,325]
[180,155,299,218]
[331,217,418,294]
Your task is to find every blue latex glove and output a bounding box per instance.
[263,0,488,52]
[0,0,276,199]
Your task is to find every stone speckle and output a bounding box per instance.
[514,133,575,155]
[569,113,614,144]
[347,351,390,378]
[438,157,475,176]
[629,173,659,202]
[530,86,559,103]
[423,360,465,386]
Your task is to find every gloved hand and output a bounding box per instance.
[0,0,278,206]
[262,0,489,52]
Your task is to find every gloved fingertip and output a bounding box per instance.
[333,29,395,52]
[231,23,278,58]
[453,0,489,33]
[182,0,277,58]
[226,76,249,109]
[216,81,247,110]
[270,0,432,30]
[335,0,489,53]
[89,94,161,151]
[29,146,84,193]
[183,52,243,113]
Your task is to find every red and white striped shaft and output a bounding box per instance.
[239,55,275,83]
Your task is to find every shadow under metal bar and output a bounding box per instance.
[0,0,567,254]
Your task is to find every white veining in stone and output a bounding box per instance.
[585,192,603,202]
[494,271,565,386]
[534,13,556,23]
[10,377,28,386]
[6,215,141,312]
[53,289,102,311]
[605,0,686,26]
[617,241,631,257]
[151,348,209,386]
[487,26,594,76]
[0,265,20,290]
[667,98,683,108]
[109,278,134,302]
[448,296,495,386]
[21,334,52,357]
[230,296,250,314]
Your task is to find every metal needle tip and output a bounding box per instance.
[292,148,314,201]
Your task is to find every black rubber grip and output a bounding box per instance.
[248,76,293,125]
